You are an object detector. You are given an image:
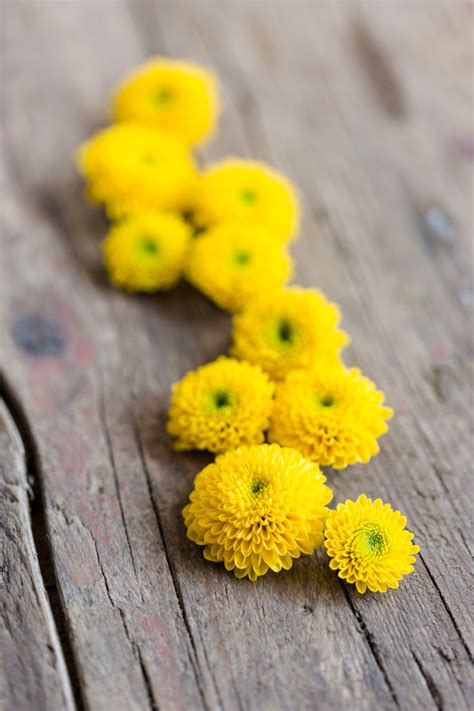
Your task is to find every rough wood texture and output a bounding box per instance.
[0,400,75,710]
[1,2,472,710]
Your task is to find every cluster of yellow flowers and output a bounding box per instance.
[77,58,419,593]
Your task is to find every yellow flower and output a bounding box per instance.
[230,288,348,381]
[103,211,191,292]
[185,222,292,312]
[192,158,300,244]
[183,443,333,581]
[166,357,274,453]
[113,58,219,147]
[268,367,393,468]
[325,495,420,593]
[77,123,197,218]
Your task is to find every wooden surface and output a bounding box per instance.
[1,2,473,709]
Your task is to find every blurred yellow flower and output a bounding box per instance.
[183,443,333,581]
[77,123,197,218]
[269,367,393,468]
[185,222,292,312]
[103,211,191,292]
[167,357,274,453]
[113,58,219,147]
[191,158,300,243]
[325,495,420,593]
[230,287,348,380]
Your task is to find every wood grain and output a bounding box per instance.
[1,2,472,710]
[0,400,75,710]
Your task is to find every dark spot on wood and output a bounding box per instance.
[421,206,456,247]
[12,315,66,357]
[303,604,314,615]
[352,21,407,119]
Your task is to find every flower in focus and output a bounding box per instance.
[325,495,420,593]
[230,287,348,381]
[183,443,333,581]
[113,58,219,147]
[103,211,191,292]
[191,158,300,243]
[166,357,274,453]
[77,123,197,218]
[268,367,393,468]
[185,222,292,312]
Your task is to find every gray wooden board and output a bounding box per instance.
[0,2,472,710]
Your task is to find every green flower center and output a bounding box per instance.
[277,318,294,344]
[353,523,388,557]
[141,154,157,165]
[139,236,160,256]
[231,250,252,267]
[319,394,335,407]
[153,87,174,105]
[204,389,235,414]
[250,478,268,496]
[239,188,258,204]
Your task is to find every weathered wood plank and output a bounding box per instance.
[0,399,75,711]
[1,2,472,710]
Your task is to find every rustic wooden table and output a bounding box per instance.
[1,2,473,710]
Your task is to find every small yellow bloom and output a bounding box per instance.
[167,357,274,453]
[113,58,219,147]
[230,288,348,381]
[185,222,292,312]
[183,443,333,581]
[325,495,420,593]
[268,367,393,468]
[192,158,300,244]
[77,123,197,218]
[103,211,191,292]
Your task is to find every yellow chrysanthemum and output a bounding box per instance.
[77,123,197,218]
[325,495,420,593]
[113,58,219,147]
[166,357,274,453]
[103,211,191,292]
[185,222,292,312]
[268,367,393,468]
[191,158,300,244]
[230,288,348,381]
[183,443,333,581]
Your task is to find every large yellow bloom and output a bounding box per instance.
[268,367,393,468]
[191,158,300,244]
[325,495,420,593]
[103,211,191,292]
[77,123,197,218]
[183,444,333,581]
[185,222,292,312]
[113,58,219,147]
[166,357,274,453]
[230,288,348,381]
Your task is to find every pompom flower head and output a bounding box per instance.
[167,357,274,453]
[192,158,300,243]
[103,211,191,292]
[185,222,292,312]
[113,58,219,147]
[183,444,333,581]
[230,287,348,380]
[77,123,197,218]
[325,495,420,593]
[269,367,393,468]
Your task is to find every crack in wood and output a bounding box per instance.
[95,365,142,594]
[0,372,84,711]
[412,652,444,710]
[130,415,210,711]
[339,583,400,709]
[418,553,473,663]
